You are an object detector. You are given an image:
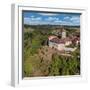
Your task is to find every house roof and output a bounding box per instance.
[50,38,65,44]
[49,35,80,44]
[48,35,57,40]
[62,37,71,42]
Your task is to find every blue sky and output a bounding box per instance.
[23,11,81,26]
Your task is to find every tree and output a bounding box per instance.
[49,54,61,76]
[24,62,33,77]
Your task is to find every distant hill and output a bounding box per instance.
[24,24,80,29]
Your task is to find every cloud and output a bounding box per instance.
[54,20,62,23]
[30,17,42,21]
[70,16,80,21]
[45,17,59,21]
[64,16,70,20]
[70,16,80,24]
[53,15,80,25]
[24,17,42,25]
[38,13,58,16]
[54,19,80,26]
[24,17,30,24]
[24,14,80,26]
[24,16,41,20]
[30,15,35,18]
[24,17,42,21]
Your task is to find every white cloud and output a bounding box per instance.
[24,17,42,21]
[54,19,79,26]
[70,16,80,21]
[24,17,30,24]
[70,16,80,24]
[30,17,42,21]
[54,20,62,23]
[24,15,80,26]
[30,15,34,18]
[45,17,59,21]
[64,16,70,20]
[24,17,42,25]
[24,17,30,20]
[38,13,58,16]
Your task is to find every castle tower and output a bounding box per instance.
[61,28,66,39]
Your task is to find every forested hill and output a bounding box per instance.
[24,24,80,30]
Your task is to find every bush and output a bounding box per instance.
[24,62,33,77]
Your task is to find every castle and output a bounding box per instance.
[48,27,79,52]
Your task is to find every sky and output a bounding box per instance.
[23,11,81,26]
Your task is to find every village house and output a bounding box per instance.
[48,36,65,51]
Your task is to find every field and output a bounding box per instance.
[23,25,80,77]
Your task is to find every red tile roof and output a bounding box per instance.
[50,38,65,44]
[49,35,80,44]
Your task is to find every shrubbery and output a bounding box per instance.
[49,52,80,76]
